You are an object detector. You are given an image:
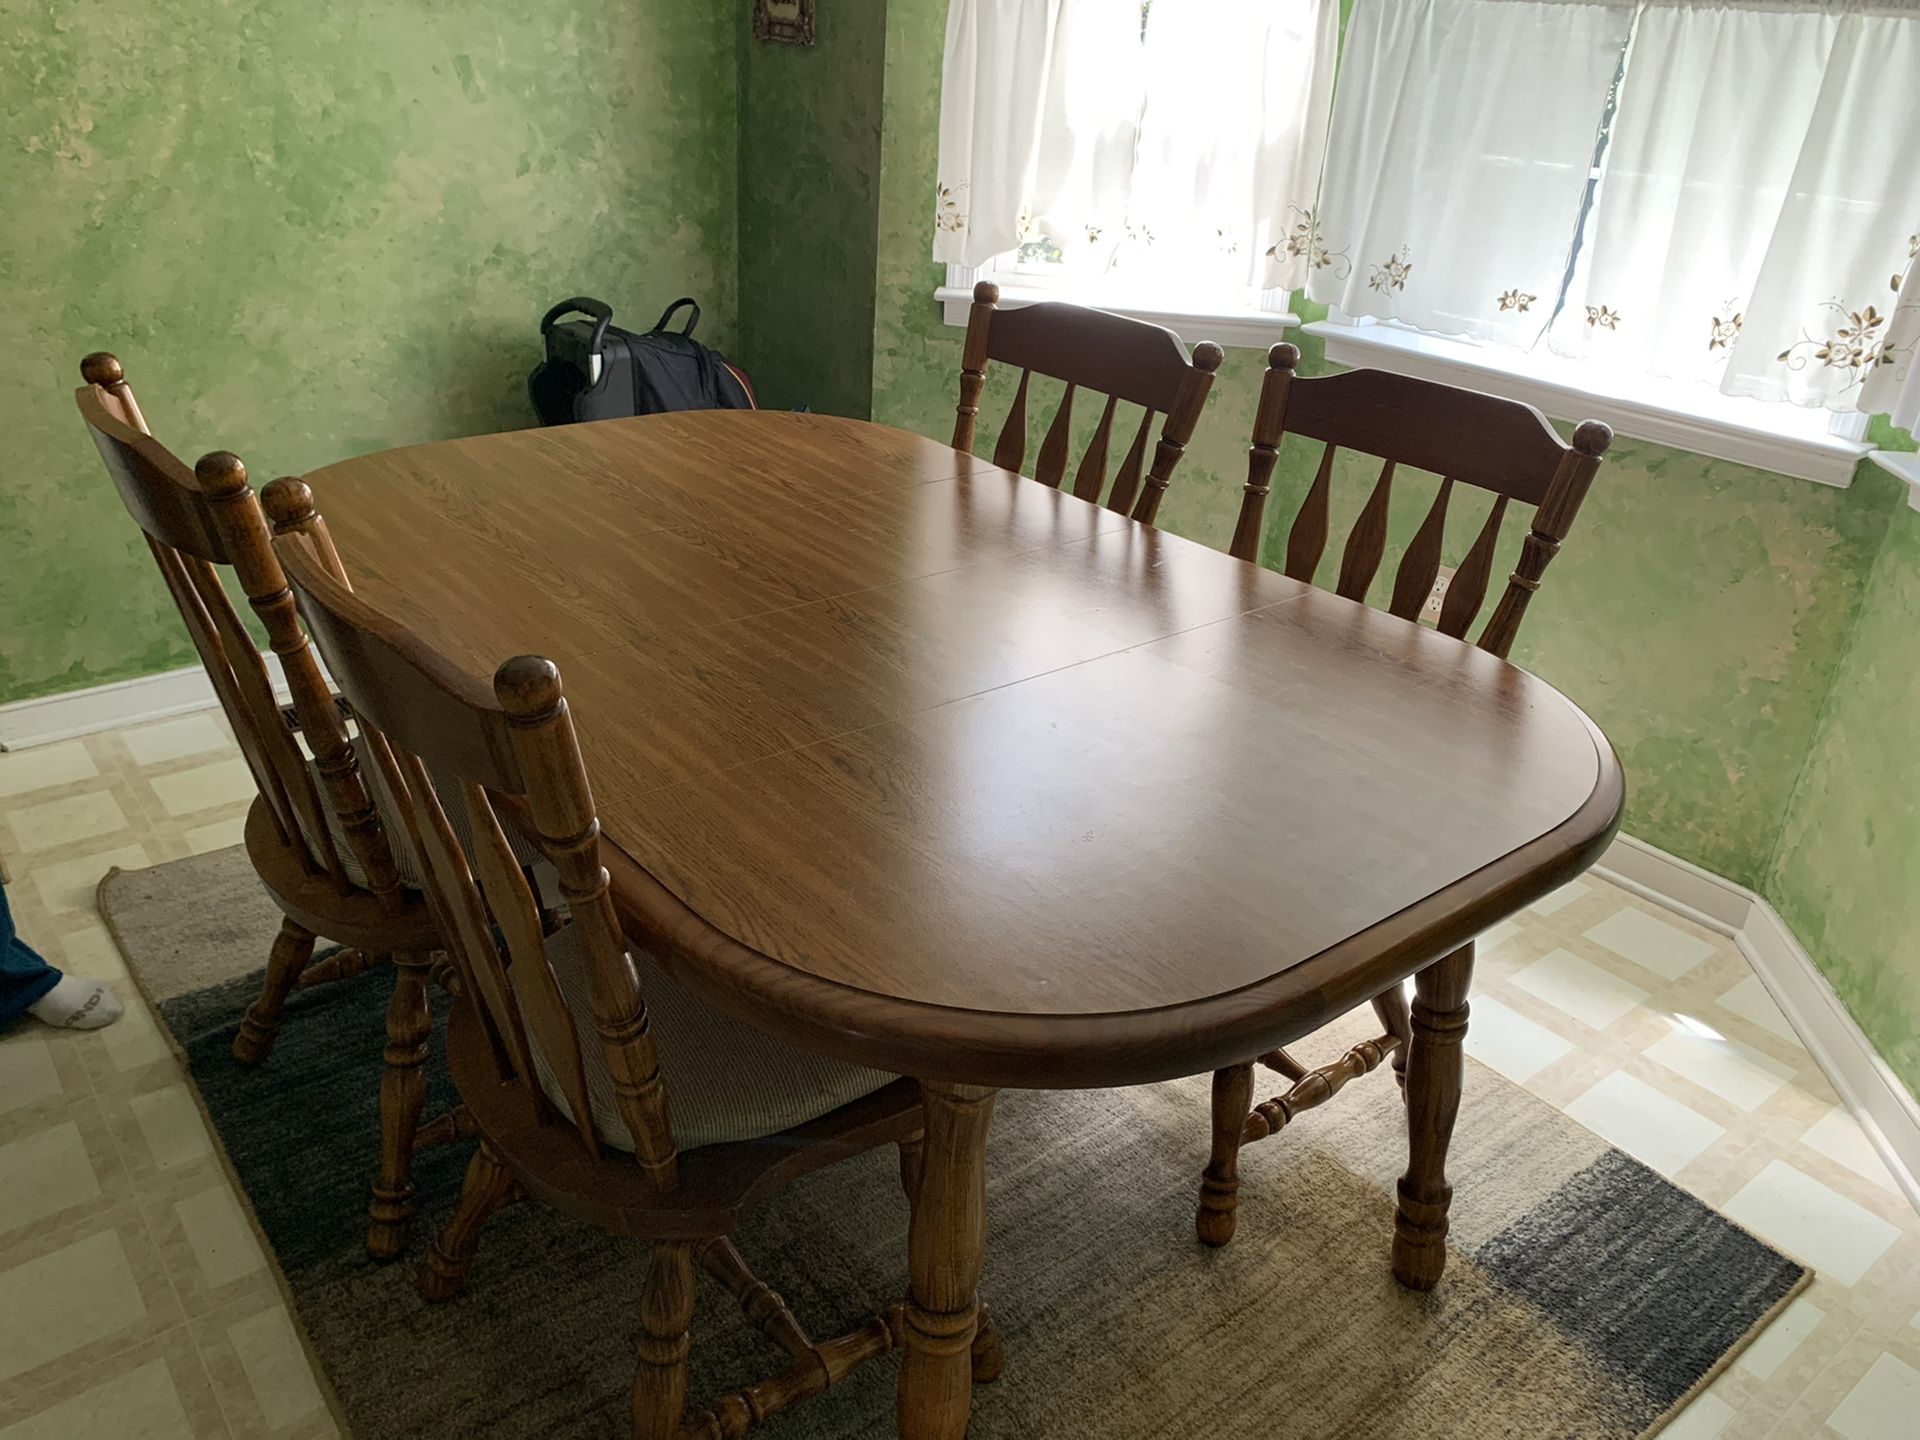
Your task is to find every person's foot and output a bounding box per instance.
[28,974,125,1030]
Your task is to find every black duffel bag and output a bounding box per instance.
[529,296,756,424]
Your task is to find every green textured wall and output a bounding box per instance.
[0,0,738,704]
[736,0,887,416]
[1768,493,1920,1093]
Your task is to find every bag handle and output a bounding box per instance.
[651,298,701,337]
[540,298,613,360]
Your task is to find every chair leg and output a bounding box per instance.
[418,1139,520,1302]
[1373,983,1414,1095]
[971,1304,1005,1384]
[632,1240,695,1440]
[1196,1063,1255,1248]
[367,949,433,1261]
[1393,942,1473,1292]
[231,919,317,1066]
[898,1131,925,1201]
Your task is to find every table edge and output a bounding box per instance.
[606,706,1625,1091]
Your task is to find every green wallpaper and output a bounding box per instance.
[1768,494,1920,1092]
[0,0,738,704]
[736,0,887,416]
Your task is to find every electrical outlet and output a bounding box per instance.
[1421,566,1457,624]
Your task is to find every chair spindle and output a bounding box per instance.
[991,370,1032,474]
[1437,495,1508,640]
[1072,394,1120,502]
[1388,477,1455,622]
[1335,460,1397,602]
[1285,442,1339,582]
[1034,382,1077,489]
[1105,409,1156,515]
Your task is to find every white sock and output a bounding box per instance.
[28,974,125,1030]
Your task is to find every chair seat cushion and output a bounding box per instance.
[519,924,895,1155]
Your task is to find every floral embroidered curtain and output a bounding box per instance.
[1311,0,1919,416]
[1304,0,1638,346]
[1712,7,1919,415]
[1547,2,1845,382]
[934,0,1338,296]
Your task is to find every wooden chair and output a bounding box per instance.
[267,483,1002,1438]
[952,281,1224,523]
[1198,344,1612,1248]
[75,353,453,1260]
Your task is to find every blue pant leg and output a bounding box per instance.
[0,882,62,1026]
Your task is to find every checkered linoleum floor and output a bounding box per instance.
[0,713,1915,1439]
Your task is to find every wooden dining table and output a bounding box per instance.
[307,408,1624,1438]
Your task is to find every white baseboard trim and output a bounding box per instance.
[1595,832,1920,1215]
[0,660,293,751]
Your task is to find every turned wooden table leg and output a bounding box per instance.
[1393,942,1473,1291]
[367,949,433,1261]
[232,918,316,1066]
[899,1082,996,1440]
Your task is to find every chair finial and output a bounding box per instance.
[80,351,125,387]
[194,451,249,496]
[495,655,564,720]
[1192,341,1226,374]
[1571,419,1613,457]
[973,280,1001,306]
[261,477,317,532]
[1268,342,1300,373]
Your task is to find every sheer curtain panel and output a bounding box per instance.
[934,0,1337,301]
[934,0,1147,270]
[1717,6,1920,413]
[1127,0,1339,295]
[1304,0,1636,345]
[1547,2,1844,382]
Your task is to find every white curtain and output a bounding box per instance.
[1861,242,1920,432]
[1547,3,1844,381]
[933,0,1144,269]
[1305,0,1637,345]
[933,0,1338,298]
[1126,0,1339,294]
[1717,7,1920,414]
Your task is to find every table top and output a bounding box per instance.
[308,410,1623,1088]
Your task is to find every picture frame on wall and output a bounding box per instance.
[754,0,817,46]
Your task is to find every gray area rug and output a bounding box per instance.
[101,850,1809,1439]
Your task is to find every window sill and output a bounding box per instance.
[1870,450,1920,512]
[1303,320,1871,490]
[934,283,1298,351]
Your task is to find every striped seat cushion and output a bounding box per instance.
[517,924,894,1155]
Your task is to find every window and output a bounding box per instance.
[933,0,1337,345]
[933,0,1918,481]
[1304,0,1918,440]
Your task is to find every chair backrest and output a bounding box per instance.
[73,352,408,907]
[1227,345,1612,658]
[267,480,680,1190]
[951,282,1224,525]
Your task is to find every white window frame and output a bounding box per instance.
[1303,315,1872,488]
[936,256,1300,351]
[1869,449,1920,513]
